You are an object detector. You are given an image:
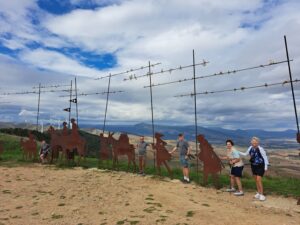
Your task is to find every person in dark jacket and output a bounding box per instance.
[239,137,269,201]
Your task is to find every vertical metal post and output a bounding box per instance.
[103,74,111,133]
[284,35,299,134]
[36,83,41,131]
[149,61,156,169]
[68,80,73,129]
[192,50,199,180]
[75,77,79,127]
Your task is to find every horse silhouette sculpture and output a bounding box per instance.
[197,134,224,187]
[20,133,37,160]
[153,132,172,177]
[48,120,86,164]
[99,133,111,161]
[0,141,4,160]
[107,132,136,171]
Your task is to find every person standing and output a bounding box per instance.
[220,140,244,196]
[239,137,269,201]
[169,134,191,183]
[39,140,51,164]
[137,136,149,175]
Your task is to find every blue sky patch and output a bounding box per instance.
[24,41,118,70]
[37,0,117,15]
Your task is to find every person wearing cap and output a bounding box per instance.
[136,136,150,175]
[239,137,269,201]
[220,139,244,196]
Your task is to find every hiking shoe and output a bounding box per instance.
[233,191,244,196]
[184,179,191,184]
[226,188,236,192]
[181,179,189,183]
[254,193,260,199]
[259,194,266,201]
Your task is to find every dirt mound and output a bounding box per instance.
[0,165,299,225]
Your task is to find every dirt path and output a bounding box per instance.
[0,165,299,225]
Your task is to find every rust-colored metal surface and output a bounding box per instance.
[99,133,111,160]
[107,132,136,171]
[197,134,224,186]
[153,132,172,177]
[48,119,86,164]
[20,132,37,160]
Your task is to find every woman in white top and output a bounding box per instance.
[220,139,244,196]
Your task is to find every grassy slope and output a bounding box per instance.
[0,132,299,198]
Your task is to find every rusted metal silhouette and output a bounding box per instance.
[20,132,37,160]
[62,122,68,136]
[197,134,224,187]
[48,120,86,164]
[107,132,136,171]
[0,141,4,159]
[297,133,300,204]
[153,132,172,177]
[99,133,111,161]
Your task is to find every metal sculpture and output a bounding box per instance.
[197,134,224,186]
[107,132,136,171]
[20,132,37,160]
[99,133,111,161]
[48,120,86,164]
[153,132,172,177]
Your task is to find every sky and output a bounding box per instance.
[0,0,300,130]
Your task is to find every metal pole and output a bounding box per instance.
[284,35,299,134]
[75,77,79,127]
[68,80,73,129]
[192,50,199,180]
[36,83,41,131]
[149,61,156,169]
[103,74,111,133]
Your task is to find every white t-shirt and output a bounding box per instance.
[227,149,244,167]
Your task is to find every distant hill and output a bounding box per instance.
[96,123,299,149]
[1,122,298,149]
[0,127,100,157]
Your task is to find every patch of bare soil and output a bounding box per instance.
[0,165,299,225]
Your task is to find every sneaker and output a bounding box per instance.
[233,191,244,196]
[254,193,260,199]
[226,188,236,192]
[181,179,188,183]
[259,194,266,201]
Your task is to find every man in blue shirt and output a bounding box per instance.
[169,134,191,183]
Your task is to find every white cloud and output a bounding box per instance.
[1,0,300,130]
[19,48,102,77]
[18,109,36,116]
